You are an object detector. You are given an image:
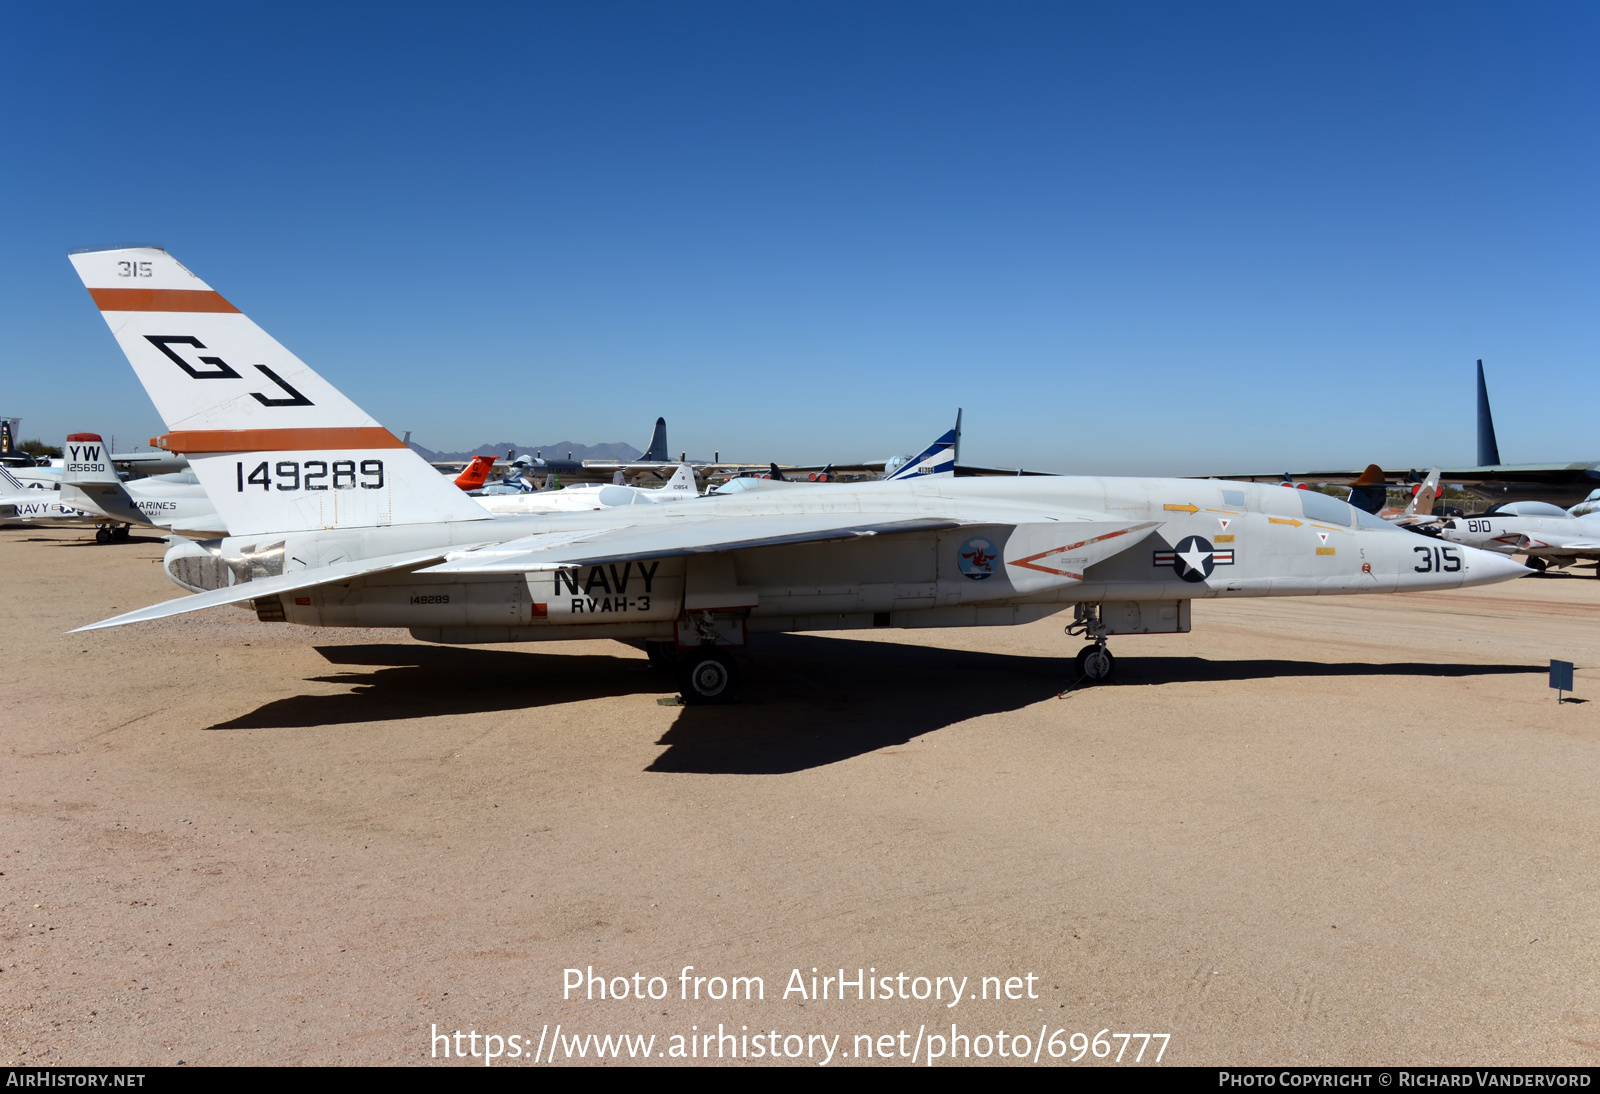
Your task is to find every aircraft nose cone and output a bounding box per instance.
[1459,544,1529,586]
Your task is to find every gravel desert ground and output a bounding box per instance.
[2,525,1596,1066]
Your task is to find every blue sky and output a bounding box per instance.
[2,2,1595,473]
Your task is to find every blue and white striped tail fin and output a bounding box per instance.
[884,410,962,481]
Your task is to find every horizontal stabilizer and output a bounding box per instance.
[59,482,156,526]
[69,545,479,633]
[420,515,968,575]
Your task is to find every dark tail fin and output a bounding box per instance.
[1476,360,1501,467]
[643,417,669,462]
[769,462,789,482]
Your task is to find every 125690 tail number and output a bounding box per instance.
[236,459,384,492]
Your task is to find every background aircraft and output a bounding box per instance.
[55,433,225,540]
[1209,362,1600,508]
[451,455,497,491]
[473,461,699,514]
[431,418,770,488]
[1438,501,1600,575]
[0,463,93,527]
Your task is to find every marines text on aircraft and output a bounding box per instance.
[1437,501,1600,576]
[57,432,225,541]
[65,246,1528,703]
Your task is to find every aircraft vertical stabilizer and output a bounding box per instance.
[643,417,669,462]
[59,432,153,526]
[67,247,490,536]
[1476,360,1501,468]
[1405,467,1442,518]
[884,410,962,481]
[659,462,697,498]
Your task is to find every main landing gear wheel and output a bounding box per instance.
[1074,644,1116,684]
[112,524,131,541]
[94,526,112,544]
[645,641,683,670]
[1526,556,1549,573]
[678,647,740,705]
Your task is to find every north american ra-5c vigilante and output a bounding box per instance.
[66,247,1528,702]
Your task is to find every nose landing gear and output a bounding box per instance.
[1066,603,1116,685]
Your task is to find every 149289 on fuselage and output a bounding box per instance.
[66,246,1528,703]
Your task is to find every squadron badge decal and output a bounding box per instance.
[957,536,998,580]
[1154,535,1234,583]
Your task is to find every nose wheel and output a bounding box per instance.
[1065,603,1117,685]
[1074,643,1116,684]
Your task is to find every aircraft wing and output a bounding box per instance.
[1202,463,1600,488]
[421,510,1159,576]
[419,515,969,574]
[1520,535,1600,553]
[741,461,1056,478]
[69,545,487,633]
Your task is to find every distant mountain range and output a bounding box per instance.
[407,440,642,463]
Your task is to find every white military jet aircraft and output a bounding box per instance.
[0,464,92,525]
[1438,502,1600,575]
[474,461,699,514]
[66,246,1528,700]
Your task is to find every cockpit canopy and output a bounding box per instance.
[1483,500,1569,518]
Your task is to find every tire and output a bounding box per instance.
[678,647,740,705]
[1526,556,1548,573]
[1074,644,1116,684]
[112,524,131,541]
[94,527,112,544]
[646,641,683,670]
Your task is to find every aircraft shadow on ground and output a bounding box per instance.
[650,633,1066,774]
[1112,657,1545,687]
[2,524,163,545]
[56,535,167,547]
[206,644,670,730]
[205,636,1547,775]
[650,636,1547,774]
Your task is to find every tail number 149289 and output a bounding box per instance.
[236,459,384,491]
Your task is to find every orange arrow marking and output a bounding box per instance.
[1164,503,1199,515]
[1268,517,1303,527]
